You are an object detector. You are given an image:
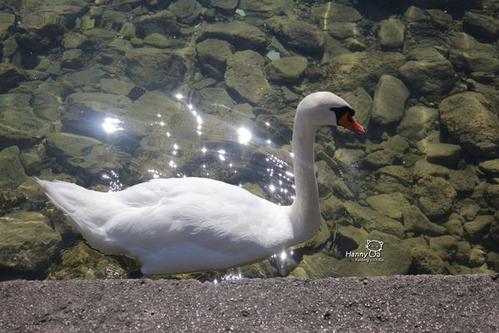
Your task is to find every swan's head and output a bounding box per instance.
[297,91,366,135]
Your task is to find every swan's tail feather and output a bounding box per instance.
[35,178,111,249]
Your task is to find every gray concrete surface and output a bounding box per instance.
[0,274,498,332]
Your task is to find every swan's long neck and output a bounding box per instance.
[289,111,322,241]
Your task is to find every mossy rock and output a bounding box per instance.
[50,242,129,280]
[0,211,61,273]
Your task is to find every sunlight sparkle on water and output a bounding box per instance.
[237,127,252,145]
[102,117,123,134]
[174,92,184,100]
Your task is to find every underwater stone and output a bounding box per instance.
[265,56,307,83]
[196,39,234,80]
[62,49,84,69]
[198,22,267,51]
[316,161,354,199]
[328,23,359,39]
[312,3,362,24]
[463,11,498,41]
[225,50,271,105]
[327,51,405,91]
[366,193,409,221]
[0,146,27,189]
[429,235,458,261]
[0,63,25,94]
[410,246,446,274]
[402,205,446,236]
[412,159,449,180]
[266,16,324,56]
[0,93,51,146]
[415,176,457,219]
[143,33,173,49]
[364,150,397,169]
[445,213,464,237]
[0,12,15,39]
[342,201,405,238]
[239,0,287,17]
[32,80,64,122]
[449,32,499,73]
[62,32,88,49]
[168,0,203,24]
[487,252,499,271]
[378,17,405,49]
[426,143,461,168]
[125,48,187,90]
[464,215,493,241]
[210,0,239,11]
[479,159,499,178]
[0,211,61,273]
[135,10,180,38]
[99,78,136,97]
[397,106,438,140]
[439,92,499,158]
[371,75,409,126]
[485,184,499,209]
[468,246,487,267]
[448,167,478,193]
[399,59,455,96]
[63,92,132,138]
[50,241,128,280]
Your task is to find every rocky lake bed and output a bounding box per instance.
[0,0,498,281]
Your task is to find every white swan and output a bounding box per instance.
[37,92,366,275]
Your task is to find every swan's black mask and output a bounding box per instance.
[329,106,366,135]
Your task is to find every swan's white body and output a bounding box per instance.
[38,92,358,275]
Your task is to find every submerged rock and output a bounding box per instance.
[0,93,51,146]
[397,106,438,140]
[415,176,457,219]
[125,48,187,90]
[426,143,461,168]
[135,10,180,38]
[265,56,308,83]
[327,51,405,90]
[403,205,446,236]
[0,12,15,39]
[449,32,499,73]
[378,17,405,49]
[399,58,455,97]
[439,92,499,158]
[0,211,61,273]
[410,245,446,274]
[0,146,27,189]
[343,201,405,237]
[197,22,267,51]
[196,39,234,80]
[50,241,129,280]
[0,64,26,94]
[371,75,409,126]
[479,159,499,178]
[366,192,409,220]
[266,16,324,55]
[168,0,203,24]
[225,50,271,105]
[462,11,498,41]
[464,215,493,241]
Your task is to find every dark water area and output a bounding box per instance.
[0,0,498,281]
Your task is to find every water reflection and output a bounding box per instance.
[102,117,123,134]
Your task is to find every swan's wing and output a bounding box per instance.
[104,178,293,256]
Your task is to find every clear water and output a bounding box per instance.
[0,0,498,281]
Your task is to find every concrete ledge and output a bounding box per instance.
[1,275,498,332]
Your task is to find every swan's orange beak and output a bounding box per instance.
[338,113,366,135]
